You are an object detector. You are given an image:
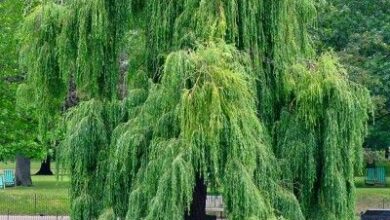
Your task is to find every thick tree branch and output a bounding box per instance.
[2,75,25,83]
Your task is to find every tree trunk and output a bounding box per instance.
[63,75,79,111]
[35,156,53,175]
[185,174,207,220]
[15,154,32,186]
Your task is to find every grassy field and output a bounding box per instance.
[356,188,390,212]
[0,160,43,173]
[355,176,390,214]
[1,160,390,216]
[0,161,70,215]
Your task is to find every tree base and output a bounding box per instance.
[35,157,53,176]
[185,174,207,220]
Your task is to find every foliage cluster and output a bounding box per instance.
[18,0,372,220]
[0,0,45,160]
[317,0,390,148]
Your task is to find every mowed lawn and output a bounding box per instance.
[0,161,70,215]
[0,161,389,216]
[355,177,390,214]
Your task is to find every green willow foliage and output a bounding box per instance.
[115,42,303,220]
[58,0,129,99]
[19,0,371,219]
[19,2,65,135]
[279,54,371,219]
[56,0,130,218]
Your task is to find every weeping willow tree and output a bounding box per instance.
[18,2,65,136]
[19,0,129,218]
[109,41,304,220]
[277,54,371,219]
[19,0,371,220]
[57,0,130,218]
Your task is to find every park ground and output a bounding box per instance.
[0,161,69,215]
[1,161,390,216]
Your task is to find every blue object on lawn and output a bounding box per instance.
[0,174,4,189]
[366,168,376,185]
[365,167,386,186]
[4,169,15,186]
[377,167,386,185]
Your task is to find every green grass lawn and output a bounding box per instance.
[0,161,70,215]
[355,176,390,214]
[0,160,389,216]
[356,187,390,212]
[0,160,43,173]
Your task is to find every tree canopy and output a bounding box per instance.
[0,0,46,160]
[317,0,390,149]
[18,0,372,220]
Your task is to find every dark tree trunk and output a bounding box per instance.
[35,156,53,175]
[63,75,79,111]
[185,174,207,220]
[15,154,32,186]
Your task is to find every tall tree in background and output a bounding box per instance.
[20,0,371,219]
[317,0,390,149]
[0,0,48,186]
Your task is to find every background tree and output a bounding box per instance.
[20,0,371,219]
[317,0,390,149]
[0,0,49,186]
